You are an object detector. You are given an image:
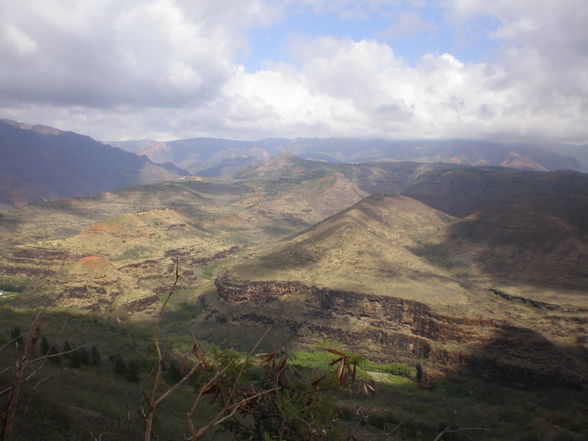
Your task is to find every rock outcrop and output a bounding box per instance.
[214,276,588,390]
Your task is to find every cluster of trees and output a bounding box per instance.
[111,354,141,383]
[1,312,459,440]
[1,270,379,441]
[10,325,101,370]
[0,264,443,440]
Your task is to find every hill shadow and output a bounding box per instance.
[411,203,588,291]
[434,324,588,391]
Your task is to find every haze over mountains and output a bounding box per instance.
[2,1,588,438]
[112,136,585,177]
[0,120,188,208]
[3,117,586,210]
[2,141,588,385]
[2,119,588,439]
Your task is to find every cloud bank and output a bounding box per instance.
[0,0,586,143]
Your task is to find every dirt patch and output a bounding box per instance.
[76,255,114,273]
[82,222,124,237]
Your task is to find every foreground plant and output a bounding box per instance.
[142,261,374,441]
[0,313,83,441]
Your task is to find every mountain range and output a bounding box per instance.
[111,136,585,176]
[2,121,588,439]
[0,119,188,208]
[2,118,587,210]
[1,151,587,387]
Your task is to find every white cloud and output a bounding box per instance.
[0,0,257,107]
[221,28,588,142]
[0,0,587,143]
[4,24,37,55]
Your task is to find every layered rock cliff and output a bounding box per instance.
[214,276,587,390]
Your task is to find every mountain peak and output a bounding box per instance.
[0,119,184,207]
[1,118,62,135]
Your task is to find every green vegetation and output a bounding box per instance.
[115,245,149,260]
[361,359,415,379]
[0,276,30,293]
[290,350,415,383]
[2,155,588,440]
[201,262,224,280]
[2,306,588,440]
[411,243,469,271]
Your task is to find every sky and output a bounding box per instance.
[0,0,587,143]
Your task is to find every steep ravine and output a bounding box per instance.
[214,276,588,390]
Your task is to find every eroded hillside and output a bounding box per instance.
[210,194,588,388]
[1,156,588,390]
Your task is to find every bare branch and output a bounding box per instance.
[187,364,232,436]
[154,363,199,407]
[0,386,12,396]
[187,328,273,441]
[25,368,69,412]
[433,425,488,441]
[225,328,270,406]
[1,312,43,441]
[433,425,451,441]
[213,387,281,427]
[191,387,281,440]
[144,258,189,441]
[28,345,85,364]
[0,336,22,354]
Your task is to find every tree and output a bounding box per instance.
[79,347,90,365]
[217,350,335,440]
[416,363,427,388]
[40,336,50,356]
[47,345,60,364]
[90,346,101,366]
[70,349,82,369]
[126,359,140,383]
[9,326,23,347]
[62,341,72,361]
[1,315,82,441]
[166,359,182,383]
[114,355,127,377]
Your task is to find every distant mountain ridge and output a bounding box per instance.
[2,152,588,391]
[111,136,584,175]
[235,154,588,230]
[0,119,188,207]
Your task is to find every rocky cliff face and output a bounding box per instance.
[215,277,587,390]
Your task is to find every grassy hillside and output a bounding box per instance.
[1,306,587,441]
[404,167,588,232]
[0,161,372,316]
[225,195,469,307]
[211,192,588,407]
[3,157,588,318]
[1,156,588,440]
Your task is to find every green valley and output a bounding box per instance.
[2,155,588,440]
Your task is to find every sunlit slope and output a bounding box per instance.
[57,208,226,260]
[0,164,374,314]
[3,155,588,318]
[224,195,473,306]
[221,192,588,315]
[211,193,588,386]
